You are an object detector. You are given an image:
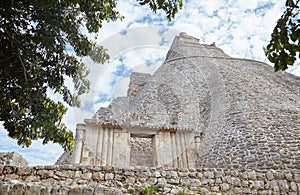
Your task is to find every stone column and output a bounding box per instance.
[72,125,86,164]
[112,130,130,167]
[175,132,182,167]
[164,131,173,167]
[170,132,177,167]
[153,131,173,167]
[185,132,195,168]
[101,128,108,166]
[180,132,188,168]
[153,132,162,166]
[107,129,114,166]
[96,128,104,165]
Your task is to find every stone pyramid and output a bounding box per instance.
[58,33,300,170]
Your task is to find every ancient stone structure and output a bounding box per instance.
[69,32,300,170]
[1,165,300,194]
[0,152,28,167]
[1,33,300,194]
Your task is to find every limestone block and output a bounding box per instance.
[112,131,130,167]
[105,173,114,181]
[92,172,104,181]
[153,131,174,167]
[277,180,289,192]
[72,128,85,164]
[0,152,28,167]
[100,129,108,166]
[81,172,92,180]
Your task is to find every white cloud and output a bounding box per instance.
[172,23,203,40]
[111,77,130,98]
[235,0,258,10]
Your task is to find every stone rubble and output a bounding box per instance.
[0,152,28,167]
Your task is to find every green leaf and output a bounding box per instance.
[265,0,299,71]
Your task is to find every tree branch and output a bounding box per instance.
[17,49,28,82]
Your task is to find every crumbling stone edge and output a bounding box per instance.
[0,165,299,194]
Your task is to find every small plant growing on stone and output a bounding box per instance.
[176,190,189,195]
[196,188,202,195]
[128,189,134,194]
[128,185,160,195]
[139,185,159,195]
[124,183,129,189]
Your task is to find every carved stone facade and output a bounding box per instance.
[72,123,195,168]
[69,32,300,170]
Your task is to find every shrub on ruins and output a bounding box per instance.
[0,0,182,150]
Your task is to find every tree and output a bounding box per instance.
[264,0,300,71]
[0,0,182,150]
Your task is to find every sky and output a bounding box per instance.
[0,0,299,165]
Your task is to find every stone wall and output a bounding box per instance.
[166,41,300,170]
[127,72,151,97]
[0,152,28,167]
[1,165,299,194]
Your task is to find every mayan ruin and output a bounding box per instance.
[69,32,300,170]
[1,33,300,194]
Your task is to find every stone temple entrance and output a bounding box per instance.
[72,121,195,168]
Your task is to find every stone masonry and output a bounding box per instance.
[1,165,300,194]
[68,32,300,170]
[130,137,153,167]
[0,152,28,167]
[1,32,300,194]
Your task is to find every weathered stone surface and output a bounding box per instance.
[266,171,274,180]
[2,33,300,194]
[290,182,298,192]
[277,180,289,192]
[24,184,42,195]
[294,174,300,182]
[81,172,92,180]
[82,187,94,195]
[253,180,265,190]
[125,176,135,184]
[203,171,214,179]
[68,187,82,195]
[65,32,300,171]
[0,152,28,167]
[221,183,230,191]
[104,173,114,180]
[55,150,73,165]
[130,137,153,167]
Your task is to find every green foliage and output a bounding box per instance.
[264,0,300,71]
[0,0,181,150]
[138,0,183,21]
[196,188,202,195]
[140,185,159,195]
[130,185,159,195]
